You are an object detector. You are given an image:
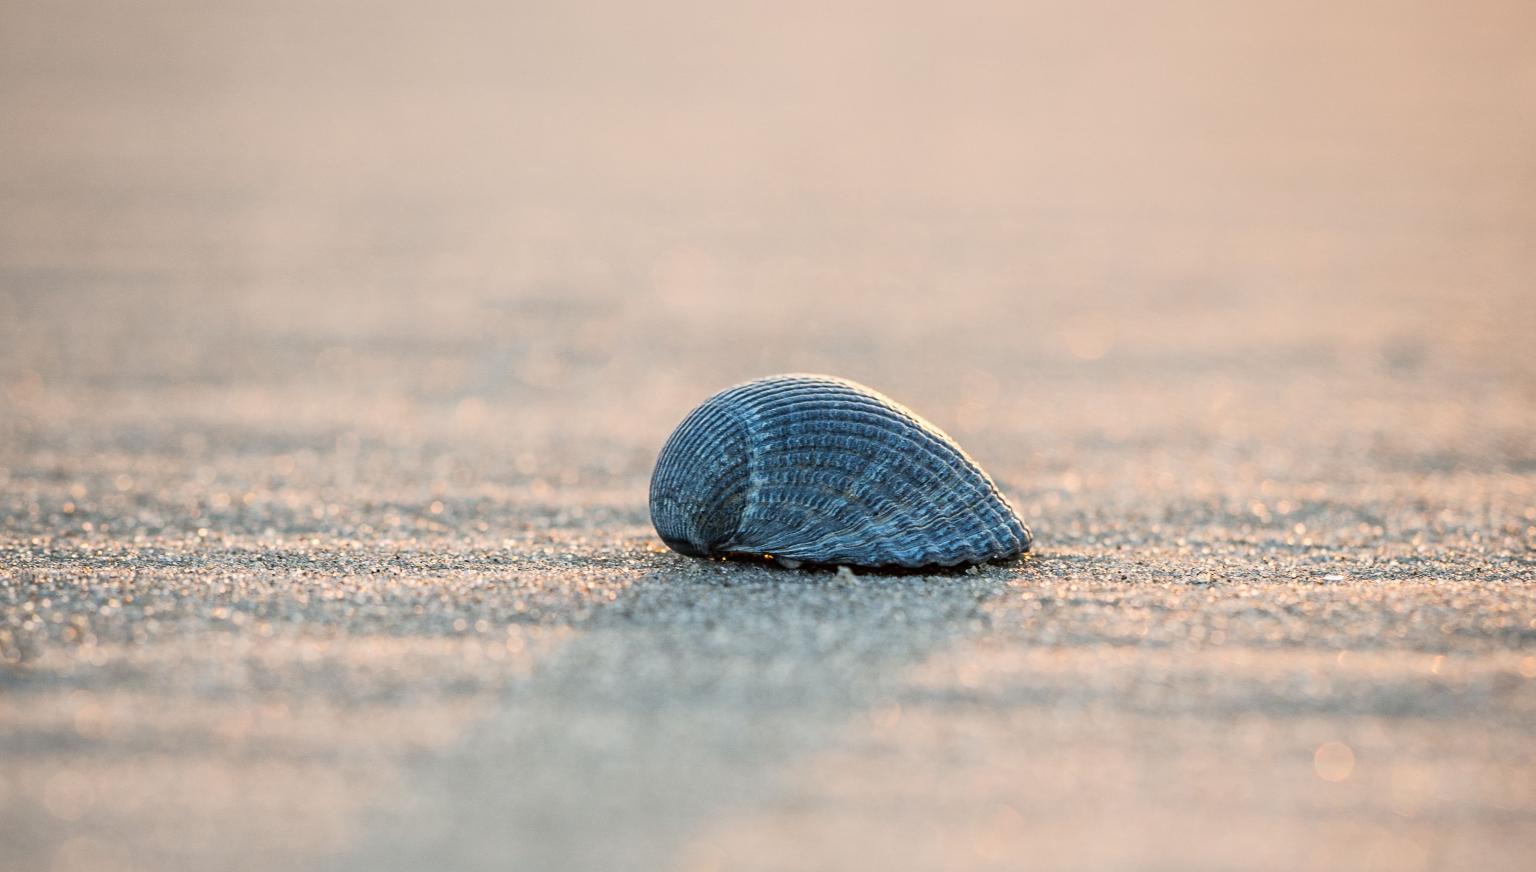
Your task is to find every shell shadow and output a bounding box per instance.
[693,550,1039,580]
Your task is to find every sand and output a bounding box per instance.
[2,2,1535,870]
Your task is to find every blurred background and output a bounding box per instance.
[4,0,1533,457]
[2,2,1534,871]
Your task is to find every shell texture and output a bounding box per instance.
[649,374,1031,568]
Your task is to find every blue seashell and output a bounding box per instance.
[649,374,1031,568]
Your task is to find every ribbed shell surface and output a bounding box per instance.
[649,374,1031,568]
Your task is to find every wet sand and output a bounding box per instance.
[3,2,1535,870]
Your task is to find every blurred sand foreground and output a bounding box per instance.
[2,2,1535,870]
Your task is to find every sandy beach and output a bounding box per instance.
[3,2,1535,870]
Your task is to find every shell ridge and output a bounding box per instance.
[649,399,752,555]
[742,439,1003,565]
[727,473,878,559]
[734,382,1021,563]
[776,450,1021,564]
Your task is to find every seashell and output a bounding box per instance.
[649,374,1031,568]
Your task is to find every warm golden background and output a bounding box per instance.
[2,2,1534,871]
